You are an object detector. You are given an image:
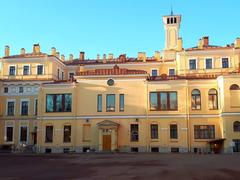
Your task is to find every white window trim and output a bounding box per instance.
[34,98,38,116]
[221,57,231,68]
[20,98,30,116]
[204,57,214,69]
[22,64,31,75]
[168,68,176,76]
[4,124,15,143]
[5,99,16,116]
[151,68,159,76]
[19,125,29,144]
[37,64,44,75]
[9,65,17,76]
[188,58,198,70]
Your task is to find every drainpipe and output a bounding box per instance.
[186,80,191,152]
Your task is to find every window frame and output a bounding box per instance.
[191,89,201,110]
[19,125,28,143]
[6,100,15,116]
[63,125,71,143]
[221,57,230,68]
[151,68,159,77]
[106,94,115,112]
[46,94,72,113]
[150,124,159,139]
[20,99,29,116]
[9,65,16,76]
[119,94,124,112]
[170,124,178,139]
[233,121,240,132]
[37,64,44,75]
[149,91,178,111]
[130,124,139,142]
[45,125,53,143]
[189,59,197,70]
[208,89,218,110]
[169,68,175,76]
[23,65,30,75]
[194,125,215,139]
[5,126,14,143]
[205,58,213,69]
[97,94,102,112]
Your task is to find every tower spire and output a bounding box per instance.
[171,5,173,15]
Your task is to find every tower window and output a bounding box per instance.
[171,18,173,24]
[167,18,170,24]
[174,17,177,23]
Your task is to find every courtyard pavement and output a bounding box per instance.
[0,153,240,180]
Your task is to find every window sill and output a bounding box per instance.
[150,139,159,142]
[170,139,179,142]
[194,139,214,142]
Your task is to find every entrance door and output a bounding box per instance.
[102,135,111,151]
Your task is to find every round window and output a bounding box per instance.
[107,79,114,86]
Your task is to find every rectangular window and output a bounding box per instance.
[57,69,60,79]
[23,65,30,75]
[34,99,38,115]
[205,58,213,69]
[21,101,29,116]
[189,59,196,70]
[9,66,16,76]
[20,126,27,142]
[169,69,175,76]
[62,72,64,80]
[150,124,158,139]
[45,126,53,143]
[37,65,43,75]
[4,87,8,93]
[119,94,124,112]
[46,94,72,113]
[151,69,158,76]
[19,87,24,93]
[69,73,74,79]
[106,94,115,112]
[222,58,229,68]
[63,125,71,143]
[97,94,102,112]
[150,92,178,111]
[130,124,139,142]
[194,125,215,139]
[7,101,15,116]
[6,127,13,142]
[83,124,91,142]
[170,124,178,139]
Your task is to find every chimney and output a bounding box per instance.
[33,44,40,54]
[20,48,26,55]
[177,38,183,51]
[79,52,85,61]
[154,51,161,61]
[5,45,10,56]
[202,36,209,47]
[51,47,56,56]
[69,54,74,61]
[198,38,203,49]
[61,54,65,61]
[56,52,60,59]
[108,53,114,61]
[235,38,240,48]
[119,54,126,62]
[138,52,146,62]
[97,54,100,60]
[103,54,107,63]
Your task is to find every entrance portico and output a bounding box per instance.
[97,120,119,152]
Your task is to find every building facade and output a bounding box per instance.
[0,13,240,154]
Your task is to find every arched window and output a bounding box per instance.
[230,84,240,90]
[192,89,201,110]
[209,89,218,110]
[174,17,177,23]
[233,121,240,132]
[171,18,173,24]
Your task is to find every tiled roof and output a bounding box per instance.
[76,65,148,76]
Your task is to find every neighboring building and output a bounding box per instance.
[0,13,240,153]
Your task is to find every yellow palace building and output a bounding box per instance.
[0,13,240,154]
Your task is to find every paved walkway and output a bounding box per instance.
[0,153,239,180]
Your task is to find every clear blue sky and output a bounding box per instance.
[0,0,239,59]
